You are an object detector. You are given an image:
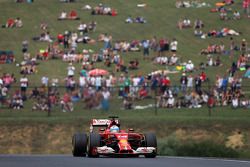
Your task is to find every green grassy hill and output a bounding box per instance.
[0,0,249,84]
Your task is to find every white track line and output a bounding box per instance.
[160,156,250,163]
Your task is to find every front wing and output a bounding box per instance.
[96,146,156,155]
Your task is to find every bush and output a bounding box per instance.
[158,137,239,158]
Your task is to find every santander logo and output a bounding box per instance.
[116,134,128,140]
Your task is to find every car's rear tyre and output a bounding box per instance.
[144,133,157,158]
[72,132,88,157]
[88,133,101,158]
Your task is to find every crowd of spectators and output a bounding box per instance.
[1,0,250,112]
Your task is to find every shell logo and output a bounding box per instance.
[120,139,128,144]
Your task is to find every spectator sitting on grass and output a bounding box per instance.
[185,60,195,72]
[169,54,179,65]
[154,56,168,65]
[14,17,23,28]
[91,4,117,16]
[32,97,49,111]
[233,11,241,20]
[125,16,133,23]
[60,0,75,2]
[40,22,48,30]
[33,31,53,42]
[58,10,79,20]
[128,59,139,70]
[29,87,40,99]
[123,94,133,109]
[135,16,147,23]
[177,18,191,29]
[2,18,16,28]
[10,90,23,110]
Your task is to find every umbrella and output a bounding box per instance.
[215,2,225,7]
[88,69,109,76]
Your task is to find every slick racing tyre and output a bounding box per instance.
[72,132,88,157]
[144,133,157,158]
[88,133,101,158]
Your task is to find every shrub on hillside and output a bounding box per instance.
[158,137,239,158]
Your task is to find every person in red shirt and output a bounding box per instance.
[139,86,148,99]
[6,18,15,28]
[69,10,79,20]
[57,33,64,44]
[61,93,73,112]
[200,71,207,82]
[111,9,117,16]
[242,0,250,17]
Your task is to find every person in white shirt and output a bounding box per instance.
[132,76,140,97]
[232,96,239,108]
[95,76,102,90]
[59,11,67,20]
[20,75,28,94]
[169,54,178,65]
[89,76,95,87]
[170,38,178,53]
[183,18,191,28]
[101,88,111,111]
[51,78,59,87]
[186,60,194,72]
[41,76,49,87]
[105,76,112,91]
[187,75,193,90]
[78,23,87,32]
[67,63,75,77]
[167,95,175,108]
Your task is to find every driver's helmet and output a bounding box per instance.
[110,125,119,133]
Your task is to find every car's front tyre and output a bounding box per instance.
[72,132,88,157]
[144,133,157,158]
[88,133,101,158]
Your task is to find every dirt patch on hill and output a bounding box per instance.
[0,125,75,154]
[226,130,244,149]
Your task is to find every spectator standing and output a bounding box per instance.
[63,32,70,49]
[194,75,202,94]
[221,76,228,93]
[180,73,188,93]
[41,76,49,87]
[142,40,150,60]
[187,74,193,91]
[95,76,102,90]
[67,63,75,77]
[79,74,87,98]
[170,38,178,53]
[101,88,111,111]
[240,39,247,54]
[22,40,29,53]
[0,86,9,107]
[103,34,112,49]
[242,0,250,18]
[229,37,235,59]
[20,75,28,98]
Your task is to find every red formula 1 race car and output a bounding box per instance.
[72,116,157,158]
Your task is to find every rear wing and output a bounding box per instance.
[90,119,120,132]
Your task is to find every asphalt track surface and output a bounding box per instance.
[0,155,249,167]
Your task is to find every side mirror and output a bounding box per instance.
[128,128,134,132]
